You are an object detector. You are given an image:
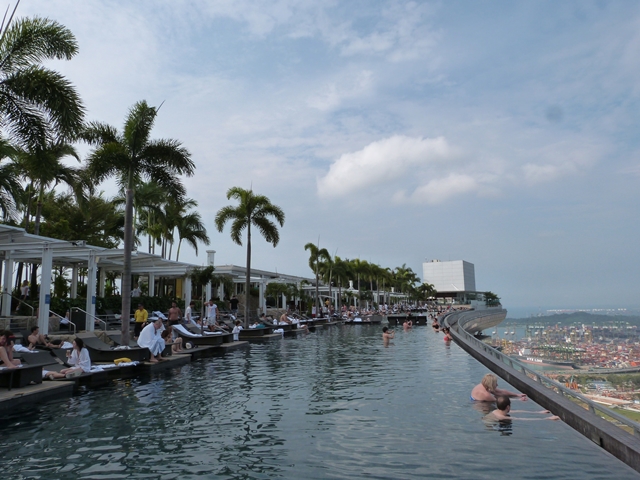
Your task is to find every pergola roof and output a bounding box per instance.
[0,224,196,277]
[212,264,314,284]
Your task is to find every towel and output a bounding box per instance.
[113,345,131,350]
[13,344,36,353]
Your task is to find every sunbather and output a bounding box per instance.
[0,330,21,368]
[46,338,91,379]
[161,326,183,353]
[28,326,55,348]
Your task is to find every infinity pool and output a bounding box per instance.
[2,325,637,479]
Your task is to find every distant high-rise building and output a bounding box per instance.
[422,260,476,293]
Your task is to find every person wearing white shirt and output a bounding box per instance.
[206,299,218,329]
[45,338,91,379]
[232,321,243,341]
[138,319,166,363]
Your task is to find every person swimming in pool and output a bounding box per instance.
[382,326,395,346]
[485,396,559,422]
[471,373,527,402]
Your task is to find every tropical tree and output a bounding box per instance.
[83,100,194,344]
[175,209,209,261]
[0,140,19,220]
[304,242,330,317]
[0,14,84,147]
[332,256,350,312]
[17,140,81,235]
[215,187,285,327]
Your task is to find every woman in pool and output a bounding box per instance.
[46,338,91,379]
[471,373,527,402]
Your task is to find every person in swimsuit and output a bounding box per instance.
[382,326,395,346]
[471,373,527,402]
[485,396,559,421]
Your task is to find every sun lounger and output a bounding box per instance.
[76,332,150,363]
[106,331,140,348]
[14,350,58,367]
[0,365,43,389]
[173,324,230,346]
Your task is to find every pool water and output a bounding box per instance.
[2,325,638,479]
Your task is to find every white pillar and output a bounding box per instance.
[85,251,97,332]
[205,250,215,302]
[2,254,13,317]
[281,293,286,310]
[184,276,192,306]
[70,264,78,299]
[98,268,106,297]
[259,279,266,315]
[38,245,53,334]
[219,282,224,301]
[148,273,155,297]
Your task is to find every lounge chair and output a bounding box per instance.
[173,324,230,346]
[76,332,150,363]
[0,365,43,389]
[106,331,140,348]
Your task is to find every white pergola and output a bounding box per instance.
[211,264,314,313]
[0,224,197,334]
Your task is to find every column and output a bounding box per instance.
[1,254,13,317]
[259,279,266,315]
[184,276,192,306]
[38,245,53,334]
[98,268,106,297]
[85,251,97,332]
[70,264,78,299]
[205,282,211,303]
[148,273,155,297]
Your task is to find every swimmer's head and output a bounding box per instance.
[382,327,389,333]
[481,373,498,392]
[496,395,511,412]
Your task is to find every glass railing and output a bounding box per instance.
[445,310,640,437]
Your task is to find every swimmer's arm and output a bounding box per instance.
[510,409,551,414]
[510,416,560,421]
[494,388,527,400]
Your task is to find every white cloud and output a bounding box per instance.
[317,135,454,196]
[397,174,479,205]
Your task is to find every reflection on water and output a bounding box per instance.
[2,325,638,479]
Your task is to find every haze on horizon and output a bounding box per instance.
[19,1,640,313]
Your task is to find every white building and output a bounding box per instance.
[423,260,476,292]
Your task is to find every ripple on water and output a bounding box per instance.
[1,325,638,479]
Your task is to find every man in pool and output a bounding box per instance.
[382,326,395,345]
[471,373,527,402]
[486,396,559,421]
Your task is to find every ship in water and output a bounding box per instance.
[512,348,577,369]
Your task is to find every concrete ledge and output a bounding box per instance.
[0,382,74,414]
[447,309,640,474]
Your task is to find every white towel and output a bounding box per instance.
[13,344,36,353]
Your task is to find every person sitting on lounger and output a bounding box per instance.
[471,373,527,402]
[28,326,55,348]
[0,330,21,368]
[46,338,91,379]
[138,318,166,363]
[161,325,183,353]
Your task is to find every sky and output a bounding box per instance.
[15,0,640,315]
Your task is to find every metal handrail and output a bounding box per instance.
[72,306,107,331]
[49,309,76,335]
[444,310,640,437]
[1,291,35,316]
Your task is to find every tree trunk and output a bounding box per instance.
[244,224,251,328]
[120,180,134,346]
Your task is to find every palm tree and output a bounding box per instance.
[0,139,19,220]
[17,140,81,235]
[215,187,285,327]
[304,242,330,317]
[83,100,194,344]
[0,14,84,147]
[175,209,209,261]
[332,256,350,313]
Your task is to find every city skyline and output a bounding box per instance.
[17,1,640,312]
